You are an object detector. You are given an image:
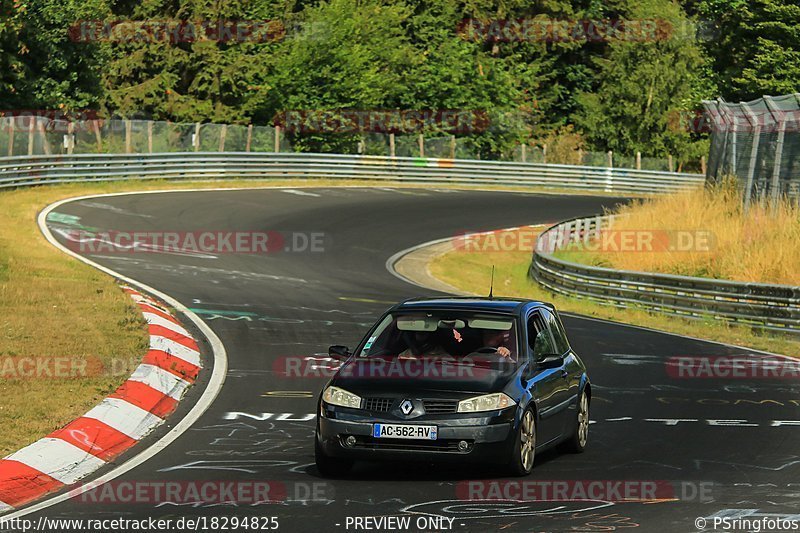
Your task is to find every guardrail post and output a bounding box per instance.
[668,154,674,173]
[450,135,456,159]
[219,124,227,152]
[193,123,200,151]
[418,133,424,158]
[521,143,527,163]
[636,152,641,169]
[147,121,153,153]
[543,143,548,164]
[701,155,706,175]
[389,133,395,158]
[607,150,613,168]
[246,124,253,152]
[275,125,281,153]
[605,151,613,191]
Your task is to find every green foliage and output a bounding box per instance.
[1,0,798,161]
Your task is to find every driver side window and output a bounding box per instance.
[527,313,555,360]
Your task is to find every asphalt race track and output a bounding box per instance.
[10,187,800,532]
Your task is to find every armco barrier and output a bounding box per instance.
[0,152,703,194]
[529,215,800,333]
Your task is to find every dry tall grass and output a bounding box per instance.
[565,183,800,285]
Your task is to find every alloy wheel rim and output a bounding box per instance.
[520,411,535,470]
[578,394,589,447]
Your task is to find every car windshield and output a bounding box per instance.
[357,311,519,362]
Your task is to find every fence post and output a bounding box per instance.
[27,120,35,155]
[418,133,424,158]
[147,121,153,153]
[450,135,456,159]
[38,121,51,155]
[67,121,75,155]
[543,143,548,164]
[389,133,395,158]
[193,123,200,151]
[125,119,132,153]
[274,125,281,153]
[700,155,706,175]
[7,118,14,157]
[93,120,102,152]
[636,151,641,169]
[742,106,761,211]
[521,143,527,163]
[246,124,253,152]
[607,150,613,168]
[764,95,788,210]
[668,154,674,172]
[219,124,227,152]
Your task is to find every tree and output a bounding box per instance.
[573,0,709,161]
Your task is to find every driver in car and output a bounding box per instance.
[482,329,513,359]
[399,330,451,358]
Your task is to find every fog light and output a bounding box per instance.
[345,435,357,447]
[458,440,469,452]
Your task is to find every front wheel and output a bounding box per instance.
[563,390,589,453]
[507,408,536,476]
[315,435,353,477]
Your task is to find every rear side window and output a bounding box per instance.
[543,309,570,355]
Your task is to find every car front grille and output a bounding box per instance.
[346,436,472,452]
[422,399,459,414]
[363,397,393,412]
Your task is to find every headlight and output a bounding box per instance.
[322,386,362,409]
[457,393,515,413]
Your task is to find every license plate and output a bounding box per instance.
[372,423,438,440]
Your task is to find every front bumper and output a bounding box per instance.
[317,406,516,463]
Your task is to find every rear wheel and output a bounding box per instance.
[508,408,536,476]
[563,390,589,453]
[315,434,353,477]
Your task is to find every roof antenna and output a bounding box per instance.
[488,265,495,299]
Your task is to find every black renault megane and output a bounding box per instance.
[315,297,590,477]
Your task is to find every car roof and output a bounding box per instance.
[392,297,553,316]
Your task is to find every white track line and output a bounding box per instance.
[2,192,228,519]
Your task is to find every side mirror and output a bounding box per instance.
[328,345,351,360]
[537,353,564,369]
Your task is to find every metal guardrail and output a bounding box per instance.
[0,152,703,194]
[530,215,800,333]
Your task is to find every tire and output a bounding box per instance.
[563,390,589,453]
[315,435,353,477]
[507,408,536,476]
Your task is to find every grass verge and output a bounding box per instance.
[555,182,800,285]
[429,227,800,357]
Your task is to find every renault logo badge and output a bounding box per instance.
[400,399,413,415]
